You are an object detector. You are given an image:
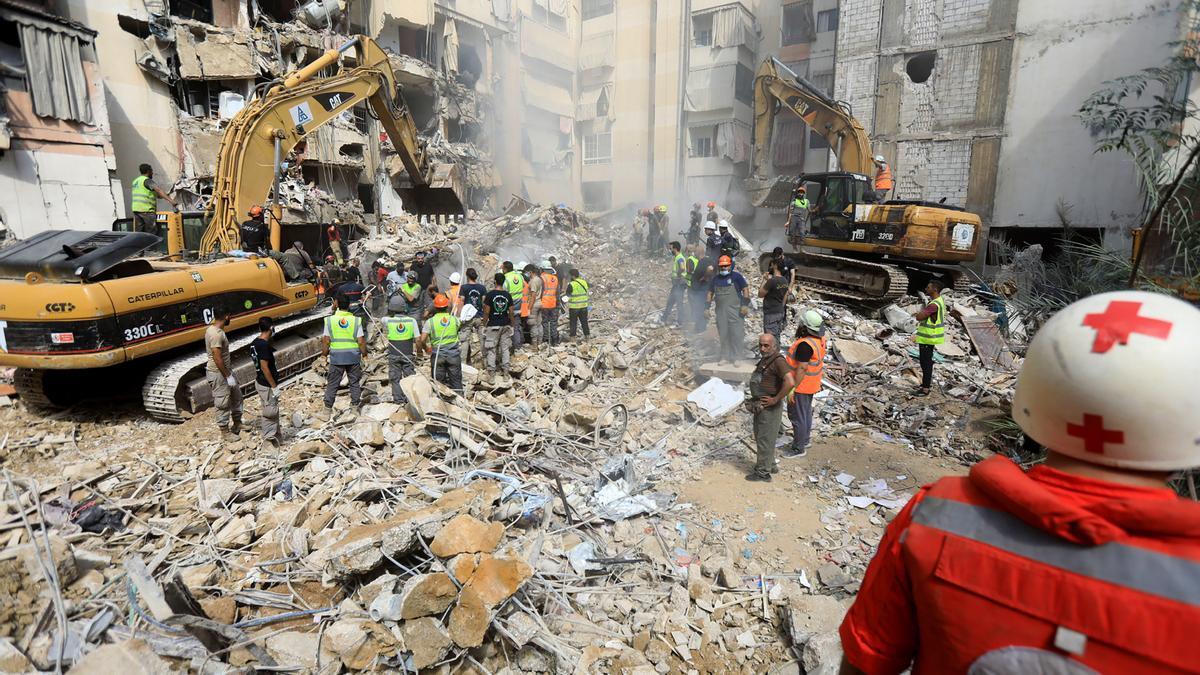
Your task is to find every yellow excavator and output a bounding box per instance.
[749,58,982,301]
[0,36,463,421]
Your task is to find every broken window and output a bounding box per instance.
[5,14,95,124]
[734,63,754,106]
[582,0,614,21]
[782,2,815,46]
[816,8,839,33]
[171,0,214,23]
[906,51,936,84]
[351,104,369,134]
[692,13,713,47]
[690,126,716,158]
[397,25,433,62]
[583,132,611,165]
[175,79,247,118]
[531,3,567,32]
[595,87,609,117]
[582,181,612,212]
[256,0,301,24]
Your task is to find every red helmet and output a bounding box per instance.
[707,201,716,208]
[718,255,732,266]
[432,294,450,309]
[248,205,264,217]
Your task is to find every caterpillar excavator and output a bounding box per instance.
[0,36,463,421]
[749,58,982,302]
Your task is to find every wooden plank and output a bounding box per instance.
[959,316,1016,371]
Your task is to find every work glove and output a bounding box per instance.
[225,375,237,388]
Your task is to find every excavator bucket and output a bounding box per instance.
[746,175,799,209]
[389,159,466,216]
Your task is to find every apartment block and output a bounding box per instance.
[833,0,1186,251]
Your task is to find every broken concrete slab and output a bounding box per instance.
[697,360,755,384]
[429,514,504,557]
[401,617,453,669]
[832,338,886,366]
[0,639,31,673]
[463,556,532,608]
[397,573,458,619]
[801,631,843,675]
[448,585,492,648]
[265,631,320,670]
[70,639,172,674]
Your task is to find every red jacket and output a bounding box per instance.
[840,456,1200,674]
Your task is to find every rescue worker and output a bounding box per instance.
[281,241,315,282]
[566,268,591,340]
[784,310,825,458]
[457,268,488,366]
[382,303,420,405]
[320,294,367,420]
[521,263,543,347]
[502,261,526,350]
[411,250,435,290]
[708,255,749,363]
[539,260,561,346]
[759,261,790,342]
[445,272,463,316]
[687,203,703,245]
[840,290,1200,675]
[130,163,177,236]
[787,185,810,239]
[687,244,712,334]
[718,220,740,259]
[398,271,425,323]
[682,246,700,330]
[240,205,268,253]
[912,279,945,395]
[703,222,722,261]
[652,205,670,254]
[482,273,516,376]
[662,241,688,327]
[326,220,345,265]
[205,308,242,440]
[705,201,719,225]
[770,247,797,287]
[872,154,894,201]
[416,294,463,394]
[632,209,647,251]
[746,333,795,483]
[249,316,282,446]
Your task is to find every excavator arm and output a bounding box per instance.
[201,36,462,255]
[748,58,873,204]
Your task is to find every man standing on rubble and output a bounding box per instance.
[912,279,946,395]
[205,308,243,441]
[839,290,1200,674]
[653,205,670,254]
[769,247,797,287]
[688,244,712,334]
[784,310,826,458]
[566,268,591,340]
[502,261,526,350]
[326,220,346,266]
[746,333,795,483]
[417,294,464,394]
[458,268,487,366]
[705,201,719,225]
[130,163,177,236]
[320,293,367,419]
[383,300,420,405]
[703,222,722,261]
[759,261,790,342]
[522,263,544,348]
[249,317,282,447]
[398,271,425,323]
[708,255,750,363]
[718,220,740,260]
[687,203,702,245]
[662,241,689,328]
[539,260,561,347]
[483,272,516,376]
[411,250,435,290]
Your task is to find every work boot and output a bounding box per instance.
[315,407,332,422]
[744,472,772,483]
[219,426,238,442]
[230,418,243,435]
[782,446,807,459]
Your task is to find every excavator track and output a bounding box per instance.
[143,311,329,423]
[776,251,910,304]
[13,368,55,409]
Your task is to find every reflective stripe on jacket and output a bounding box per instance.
[504,271,525,302]
[131,175,156,213]
[915,295,946,345]
[567,278,590,309]
[326,311,359,352]
[672,253,687,282]
[874,163,894,190]
[429,314,460,347]
[384,316,417,342]
[542,274,559,308]
[685,256,698,288]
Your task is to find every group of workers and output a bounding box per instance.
[632,205,671,253]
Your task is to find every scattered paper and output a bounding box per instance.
[686,378,745,418]
[835,472,855,487]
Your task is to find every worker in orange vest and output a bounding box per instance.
[840,290,1200,675]
[872,154,894,201]
[539,260,560,347]
[519,263,543,348]
[783,310,825,458]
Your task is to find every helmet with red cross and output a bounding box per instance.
[1013,290,1200,471]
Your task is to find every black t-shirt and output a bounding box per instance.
[763,276,789,314]
[240,219,266,252]
[336,280,365,305]
[790,339,814,364]
[484,290,512,327]
[461,283,487,312]
[772,256,795,279]
[412,261,435,288]
[249,337,278,387]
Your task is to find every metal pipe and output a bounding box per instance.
[283,37,359,88]
[269,136,282,251]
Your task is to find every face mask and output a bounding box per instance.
[720,270,731,276]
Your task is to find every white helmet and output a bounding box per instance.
[873,154,886,163]
[449,272,462,284]
[1013,290,1200,471]
[718,219,730,229]
[540,259,553,270]
[801,309,824,333]
[704,222,716,232]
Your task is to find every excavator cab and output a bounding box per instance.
[795,173,874,246]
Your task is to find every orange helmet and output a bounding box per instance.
[707,201,716,208]
[718,255,732,266]
[248,205,264,217]
[432,294,450,309]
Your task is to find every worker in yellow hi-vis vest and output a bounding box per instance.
[130,163,177,237]
[912,279,946,395]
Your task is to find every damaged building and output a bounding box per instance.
[0,0,123,239]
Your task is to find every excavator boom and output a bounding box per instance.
[749,58,872,205]
[202,36,462,254]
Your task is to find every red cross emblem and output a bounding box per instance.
[1066,413,1124,454]
[1081,300,1172,353]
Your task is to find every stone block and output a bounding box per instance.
[429,514,503,557]
[401,617,452,669]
